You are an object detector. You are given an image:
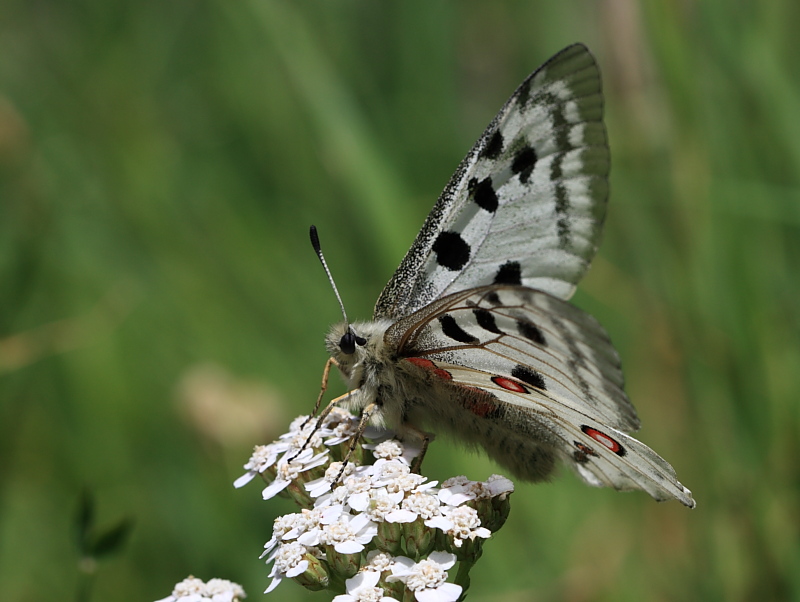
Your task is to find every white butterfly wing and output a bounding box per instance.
[375,44,609,321]
[387,286,695,508]
[449,366,696,508]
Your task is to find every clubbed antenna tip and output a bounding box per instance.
[309,225,349,326]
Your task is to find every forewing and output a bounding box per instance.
[375,44,609,320]
[386,285,695,507]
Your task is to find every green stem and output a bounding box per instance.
[75,568,95,602]
[454,559,475,600]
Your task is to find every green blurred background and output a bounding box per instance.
[2,1,799,600]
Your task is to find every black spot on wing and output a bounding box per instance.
[485,292,502,306]
[555,182,568,213]
[516,319,547,346]
[511,145,537,183]
[572,441,598,464]
[511,364,546,390]
[432,231,471,271]
[550,315,596,408]
[473,308,502,335]
[439,315,478,344]
[549,112,571,249]
[469,177,498,213]
[573,442,598,464]
[480,130,504,160]
[493,261,521,285]
[556,214,570,248]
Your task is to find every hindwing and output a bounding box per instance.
[386,286,695,508]
[388,285,638,432]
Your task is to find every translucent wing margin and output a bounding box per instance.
[375,44,609,321]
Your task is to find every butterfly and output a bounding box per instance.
[310,44,695,508]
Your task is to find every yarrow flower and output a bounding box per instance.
[265,541,328,593]
[234,410,369,507]
[387,552,462,602]
[426,505,491,548]
[236,412,514,600]
[320,513,379,554]
[332,571,396,602]
[155,575,246,602]
[400,491,441,521]
[260,448,329,501]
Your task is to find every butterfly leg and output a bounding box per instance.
[288,387,357,462]
[301,357,340,428]
[332,401,380,485]
[401,424,434,474]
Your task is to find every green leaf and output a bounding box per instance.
[89,517,135,559]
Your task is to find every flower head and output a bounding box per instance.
[265,541,328,593]
[242,413,514,599]
[387,552,461,602]
[332,570,397,602]
[156,575,246,602]
[321,513,378,554]
[428,506,491,548]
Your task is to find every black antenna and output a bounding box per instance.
[309,225,366,354]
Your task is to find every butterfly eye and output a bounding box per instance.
[339,329,367,355]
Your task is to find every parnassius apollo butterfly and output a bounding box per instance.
[313,44,695,508]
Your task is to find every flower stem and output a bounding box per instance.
[454,559,475,600]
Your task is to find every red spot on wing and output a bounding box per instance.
[465,398,496,417]
[405,357,452,380]
[491,376,529,394]
[574,442,598,457]
[459,386,499,418]
[581,425,625,456]
[406,357,435,369]
[434,368,453,380]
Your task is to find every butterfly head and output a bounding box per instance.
[338,327,367,355]
[326,320,392,381]
[326,322,366,379]
[326,322,368,363]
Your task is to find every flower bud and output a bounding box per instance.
[375,520,403,555]
[291,552,330,592]
[403,517,435,558]
[325,548,361,580]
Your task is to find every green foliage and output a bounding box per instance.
[1,1,798,600]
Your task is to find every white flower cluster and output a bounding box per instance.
[234,410,514,602]
[333,550,461,602]
[234,408,363,507]
[155,576,245,602]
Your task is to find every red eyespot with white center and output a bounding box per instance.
[490,376,529,394]
[581,425,626,456]
[405,357,452,380]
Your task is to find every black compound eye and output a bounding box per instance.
[339,330,366,355]
[339,331,356,355]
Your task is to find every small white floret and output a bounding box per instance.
[386,552,461,602]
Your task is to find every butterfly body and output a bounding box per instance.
[329,311,561,482]
[322,44,695,508]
